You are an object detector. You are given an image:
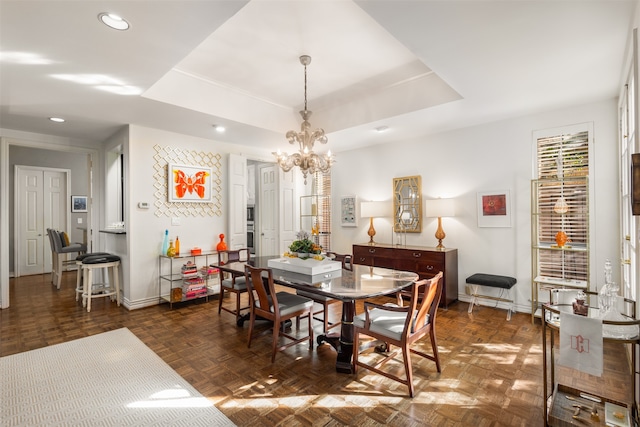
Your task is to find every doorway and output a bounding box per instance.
[2,141,97,310]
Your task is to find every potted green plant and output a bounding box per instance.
[289,230,321,258]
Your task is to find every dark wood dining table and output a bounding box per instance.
[211,256,418,373]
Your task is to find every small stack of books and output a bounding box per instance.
[199,266,218,277]
[181,261,199,278]
[183,277,207,299]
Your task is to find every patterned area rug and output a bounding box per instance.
[0,328,235,426]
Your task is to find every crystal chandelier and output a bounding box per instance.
[274,55,334,184]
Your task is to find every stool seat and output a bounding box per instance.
[466,273,517,321]
[76,252,111,262]
[82,254,121,264]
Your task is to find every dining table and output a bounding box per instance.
[211,255,419,373]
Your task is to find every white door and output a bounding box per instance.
[16,166,67,276]
[259,164,279,256]
[228,154,247,250]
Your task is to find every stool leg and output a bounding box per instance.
[506,289,512,321]
[82,266,88,308]
[75,261,82,301]
[86,267,93,313]
[114,263,120,306]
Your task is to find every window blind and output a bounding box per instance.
[534,130,589,282]
[313,171,332,251]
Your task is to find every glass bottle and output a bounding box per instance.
[161,229,169,255]
[167,239,176,257]
[598,259,614,314]
[175,236,180,256]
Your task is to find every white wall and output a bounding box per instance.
[123,125,266,308]
[330,99,619,313]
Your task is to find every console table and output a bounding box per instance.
[352,243,458,307]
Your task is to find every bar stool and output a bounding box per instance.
[80,254,121,312]
[75,252,111,302]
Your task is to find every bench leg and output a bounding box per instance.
[467,284,479,313]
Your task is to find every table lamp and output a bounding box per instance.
[360,201,389,245]
[425,198,455,249]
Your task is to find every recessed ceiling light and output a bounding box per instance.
[98,13,129,31]
[375,126,389,133]
[213,125,225,133]
[49,117,65,123]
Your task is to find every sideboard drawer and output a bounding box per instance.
[354,254,375,266]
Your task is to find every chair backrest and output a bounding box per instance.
[244,265,278,318]
[46,228,56,252]
[218,248,250,265]
[326,252,353,271]
[407,271,443,334]
[49,229,63,253]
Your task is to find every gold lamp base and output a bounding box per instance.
[435,216,446,250]
[368,217,377,245]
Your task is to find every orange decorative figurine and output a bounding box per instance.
[216,233,228,251]
[555,231,569,248]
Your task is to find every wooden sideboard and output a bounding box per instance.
[352,243,458,307]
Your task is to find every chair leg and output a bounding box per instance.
[234,290,241,322]
[56,255,64,289]
[353,330,360,373]
[247,310,255,349]
[307,312,314,350]
[430,331,441,372]
[218,288,225,314]
[403,343,414,398]
[271,322,280,363]
[323,301,329,334]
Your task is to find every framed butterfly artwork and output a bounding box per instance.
[168,163,212,203]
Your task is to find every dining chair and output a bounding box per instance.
[353,271,443,397]
[48,229,87,289]
[296,252,352,334]
[244,265,314,362]
[217,248,251,322]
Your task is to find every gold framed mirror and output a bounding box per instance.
[393,175,422,233]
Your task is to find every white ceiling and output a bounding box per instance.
[0,0,636,155]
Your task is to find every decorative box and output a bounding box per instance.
[267,257,342,276]
[190,247,202,255]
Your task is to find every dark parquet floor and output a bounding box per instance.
[2,271,556,426]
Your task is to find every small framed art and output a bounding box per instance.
[477,190,511,227]
[340,195,358,227]
[168,163,212,203]
[71,195,88,213]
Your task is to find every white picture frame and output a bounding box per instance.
[71,195,88,213]
[168,163,212,203]
[477,190,511,227]
[340,195,358,227]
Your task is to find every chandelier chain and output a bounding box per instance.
[303,62,308,112]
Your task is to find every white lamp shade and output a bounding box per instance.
[425,198,455,218]
[361,201,389,218]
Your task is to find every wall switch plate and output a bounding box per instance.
[171,217,181,226]
[77,218,82,224]
[138,202,149,209]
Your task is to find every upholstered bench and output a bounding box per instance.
[466,273,517,320]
